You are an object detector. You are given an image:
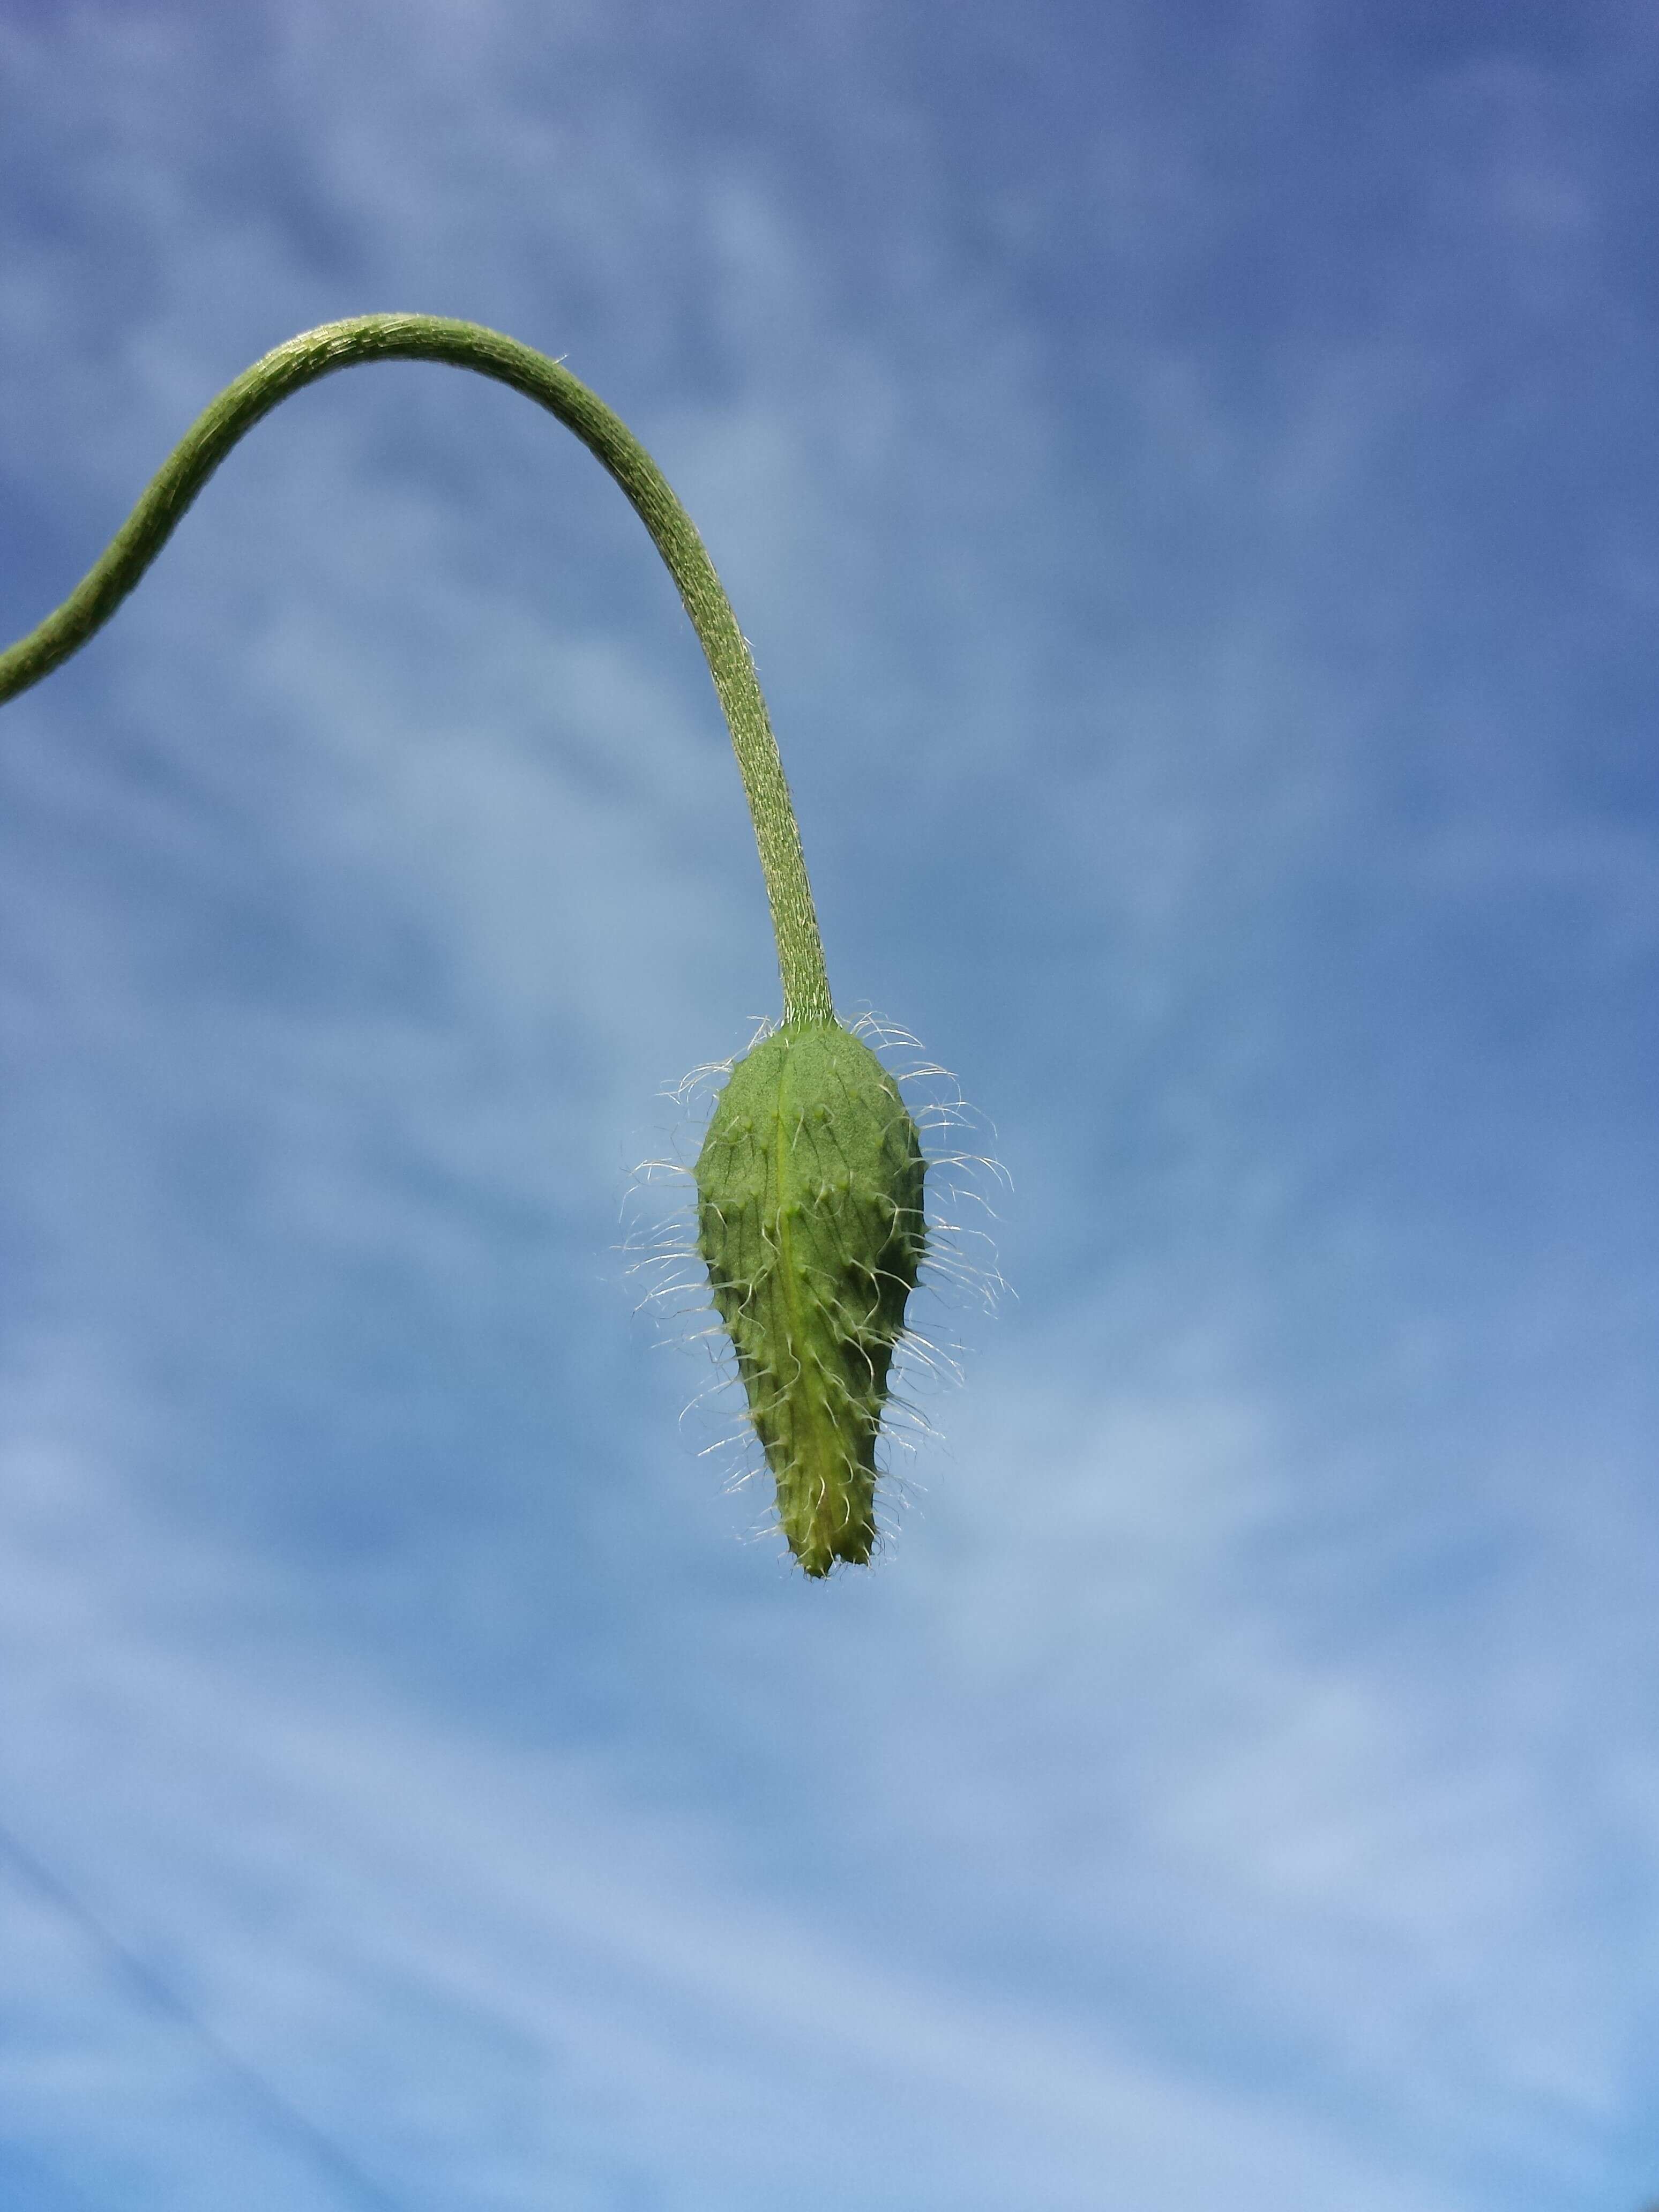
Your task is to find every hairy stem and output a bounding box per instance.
[0,313,835,1025]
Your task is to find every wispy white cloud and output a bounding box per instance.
[0,1405,1488,2212]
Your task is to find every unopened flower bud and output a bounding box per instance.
[695,1021,927,1575]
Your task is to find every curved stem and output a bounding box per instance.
[0,314,835,1026]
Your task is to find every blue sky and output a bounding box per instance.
[1,2,1657,2207]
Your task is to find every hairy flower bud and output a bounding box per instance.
[694,1021,928,1575]
[0,314,950,1578]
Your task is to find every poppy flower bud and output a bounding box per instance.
[695,1020,928,1575]
[0,314,951,1576]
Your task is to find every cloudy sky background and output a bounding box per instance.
[1,3,1657,2207]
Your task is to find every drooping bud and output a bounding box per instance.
[694,1021,927,1575]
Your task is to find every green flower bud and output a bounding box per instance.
[695,1020,928,1576]
[0,315,955,1578]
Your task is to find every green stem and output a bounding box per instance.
[0,314,835,1026]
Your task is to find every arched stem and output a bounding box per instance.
[0,314,835,1026]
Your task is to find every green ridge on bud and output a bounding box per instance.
[696,1021,928,1576]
